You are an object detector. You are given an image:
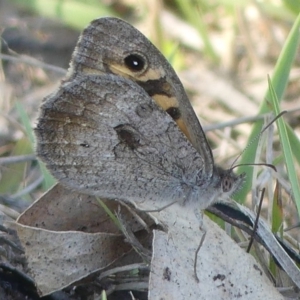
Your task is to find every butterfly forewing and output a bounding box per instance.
[70,17,214,178]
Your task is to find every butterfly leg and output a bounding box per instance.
[193,209,206,283]
[136,200,178,213]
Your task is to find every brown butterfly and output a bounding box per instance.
[35,17,245,212]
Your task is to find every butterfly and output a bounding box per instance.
[35,17,245,212]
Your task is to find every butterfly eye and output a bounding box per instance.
[124,53,147,72]
[222,176,233,192]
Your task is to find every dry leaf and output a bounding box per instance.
[149,206,284,300]
[16,184,152,295]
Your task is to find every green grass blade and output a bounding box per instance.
[286,125,300,165]
[235,13,300,202]
[101,290,107,300]
[0,137,32,194]
[96,198,122,231]
[268,78,300,215]
[39,162,57,191]
[15,102,35,146]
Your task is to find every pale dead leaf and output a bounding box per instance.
[15,184,153,296]
[16,223,131,295]
[149,206,284,300]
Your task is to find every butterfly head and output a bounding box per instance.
[211,166,246,203]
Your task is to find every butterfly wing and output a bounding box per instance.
[68,17,214,179]
[35,74,206,209]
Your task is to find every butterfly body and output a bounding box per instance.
[35,17,244,211]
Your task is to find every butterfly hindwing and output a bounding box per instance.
[36,74,205,209]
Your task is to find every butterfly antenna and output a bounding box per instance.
[230,111,287,169]
[232,163,276,172]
